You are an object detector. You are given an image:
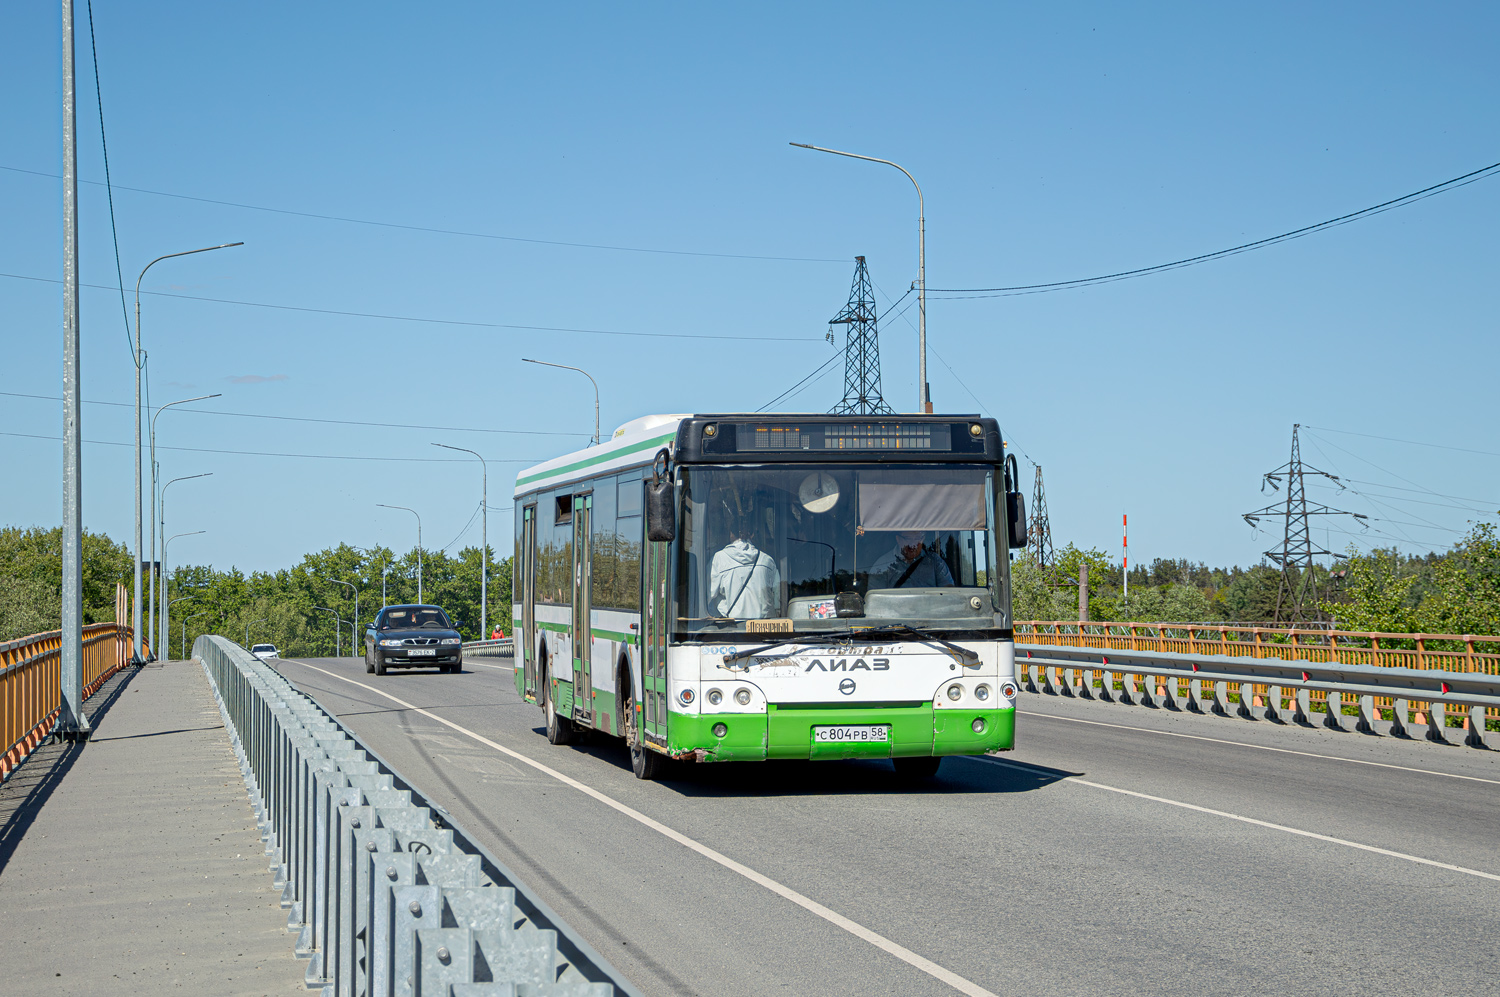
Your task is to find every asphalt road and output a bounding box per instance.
[274,654,1500,997]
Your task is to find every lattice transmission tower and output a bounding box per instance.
[1028,464,1055,576]
[1242,424,1366,623]
[828,257,894,415]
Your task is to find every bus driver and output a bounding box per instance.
[871,531,955,589]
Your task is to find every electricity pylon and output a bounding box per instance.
[828,257,894,415]
[1028,464,1055,577]
[1242,424,1366,624]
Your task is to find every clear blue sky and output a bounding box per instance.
[4,1,1497,576]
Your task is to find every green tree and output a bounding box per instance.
[0,525,134,640]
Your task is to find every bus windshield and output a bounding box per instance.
[676,463,1003,636]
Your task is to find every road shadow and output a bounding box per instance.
[0,664,141,873]
[547,727,1078,798]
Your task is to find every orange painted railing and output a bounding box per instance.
[1015,621,1500,730]
[0,624,141,780]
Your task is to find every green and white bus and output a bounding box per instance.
[513,413,1027,779]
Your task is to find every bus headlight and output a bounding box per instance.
[678,688,695,706]
[972,718,986,733]
[946,683,964,702]
[706,688,723,706]
[975,684,991,701]
[734,688,752,706]
[712,723,727,737]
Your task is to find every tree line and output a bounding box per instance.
[1012,521,1499,635]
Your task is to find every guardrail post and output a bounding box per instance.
[1356,695,1379,734]
[1323,690,1345,731]
[1293,687,1312,725]
[1391,699,1411,738]
[1465,706,1488,749]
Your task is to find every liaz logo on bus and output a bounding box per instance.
[802,657,891,672]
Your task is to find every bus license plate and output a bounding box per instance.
[406,648,436,656]
[813,725,889,743]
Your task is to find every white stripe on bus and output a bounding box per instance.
[291,661,1000,997]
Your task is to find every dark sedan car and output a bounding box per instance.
[364,604,463,674]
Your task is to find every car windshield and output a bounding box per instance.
[676,463,1004,636]
[251,644,275,653]
[382,607,452,629]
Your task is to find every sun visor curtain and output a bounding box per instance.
[857,470,988,532]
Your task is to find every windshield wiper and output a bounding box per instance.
[719,627,893,667]
[859,624,980,665]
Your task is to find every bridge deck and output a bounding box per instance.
[0,661,302,994]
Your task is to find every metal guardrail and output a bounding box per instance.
[463,638,514,657]
[1,623,137,781]
[1017,640,1497,748]
[195,634,634,997]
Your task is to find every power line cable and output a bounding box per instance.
[0,163,843,264]
[927,159,1500,298]
[0,390,588,437]
[1,430,537,464]
[756,352,843,412]
[83,0,134,364]
[1303,424,1500,460]
[440,502,482,552]
[0,270,814,343]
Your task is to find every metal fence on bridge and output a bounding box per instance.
[195,634,632,997]
[1,623,137,781]
[1016,621,1500,745]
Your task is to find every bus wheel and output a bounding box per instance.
[624,678,666,780]
[893,756,942,780]
[544,665,575,745]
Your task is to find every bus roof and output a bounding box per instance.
[514,412,1001,497]
[514,413,689,497]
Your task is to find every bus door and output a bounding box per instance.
[521,506,538,702]
[641,535,670,746]
[571,493,594,723]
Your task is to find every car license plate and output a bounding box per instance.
[406,648,436,657]
[813,725,889,743]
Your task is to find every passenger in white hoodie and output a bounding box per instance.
[708,525,781,620]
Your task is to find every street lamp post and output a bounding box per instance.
[791,142,929,413]
[159,476,210,658]
[148,394,220,656]
[182,610,209,660]
[161,530,204,660]
[312,607,345,658]
[131,243,242,665]
[521,359,599,445]
[376,505,422,603]
[433,443,487,637]
[154,470,211,660]
[323,578,358,654]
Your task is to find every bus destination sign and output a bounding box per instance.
[736,422,953,453]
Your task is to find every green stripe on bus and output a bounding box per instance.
[528,620,637,645]
[515,431,676,487]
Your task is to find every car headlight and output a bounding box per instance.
[379,639,403,647]
[440,638,461,645]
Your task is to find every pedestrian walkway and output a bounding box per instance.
[0,659,303,995]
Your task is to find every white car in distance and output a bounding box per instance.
[250,643,280,660]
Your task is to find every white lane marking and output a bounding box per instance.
[972,755,1500,884]
[1018,709,1500,787]
[289,660,999,997]
[465,661,514,671]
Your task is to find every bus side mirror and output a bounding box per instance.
[647,480,676,542]
[1006,492,1027,549]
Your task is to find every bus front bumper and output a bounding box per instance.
[667,703,1015,762]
